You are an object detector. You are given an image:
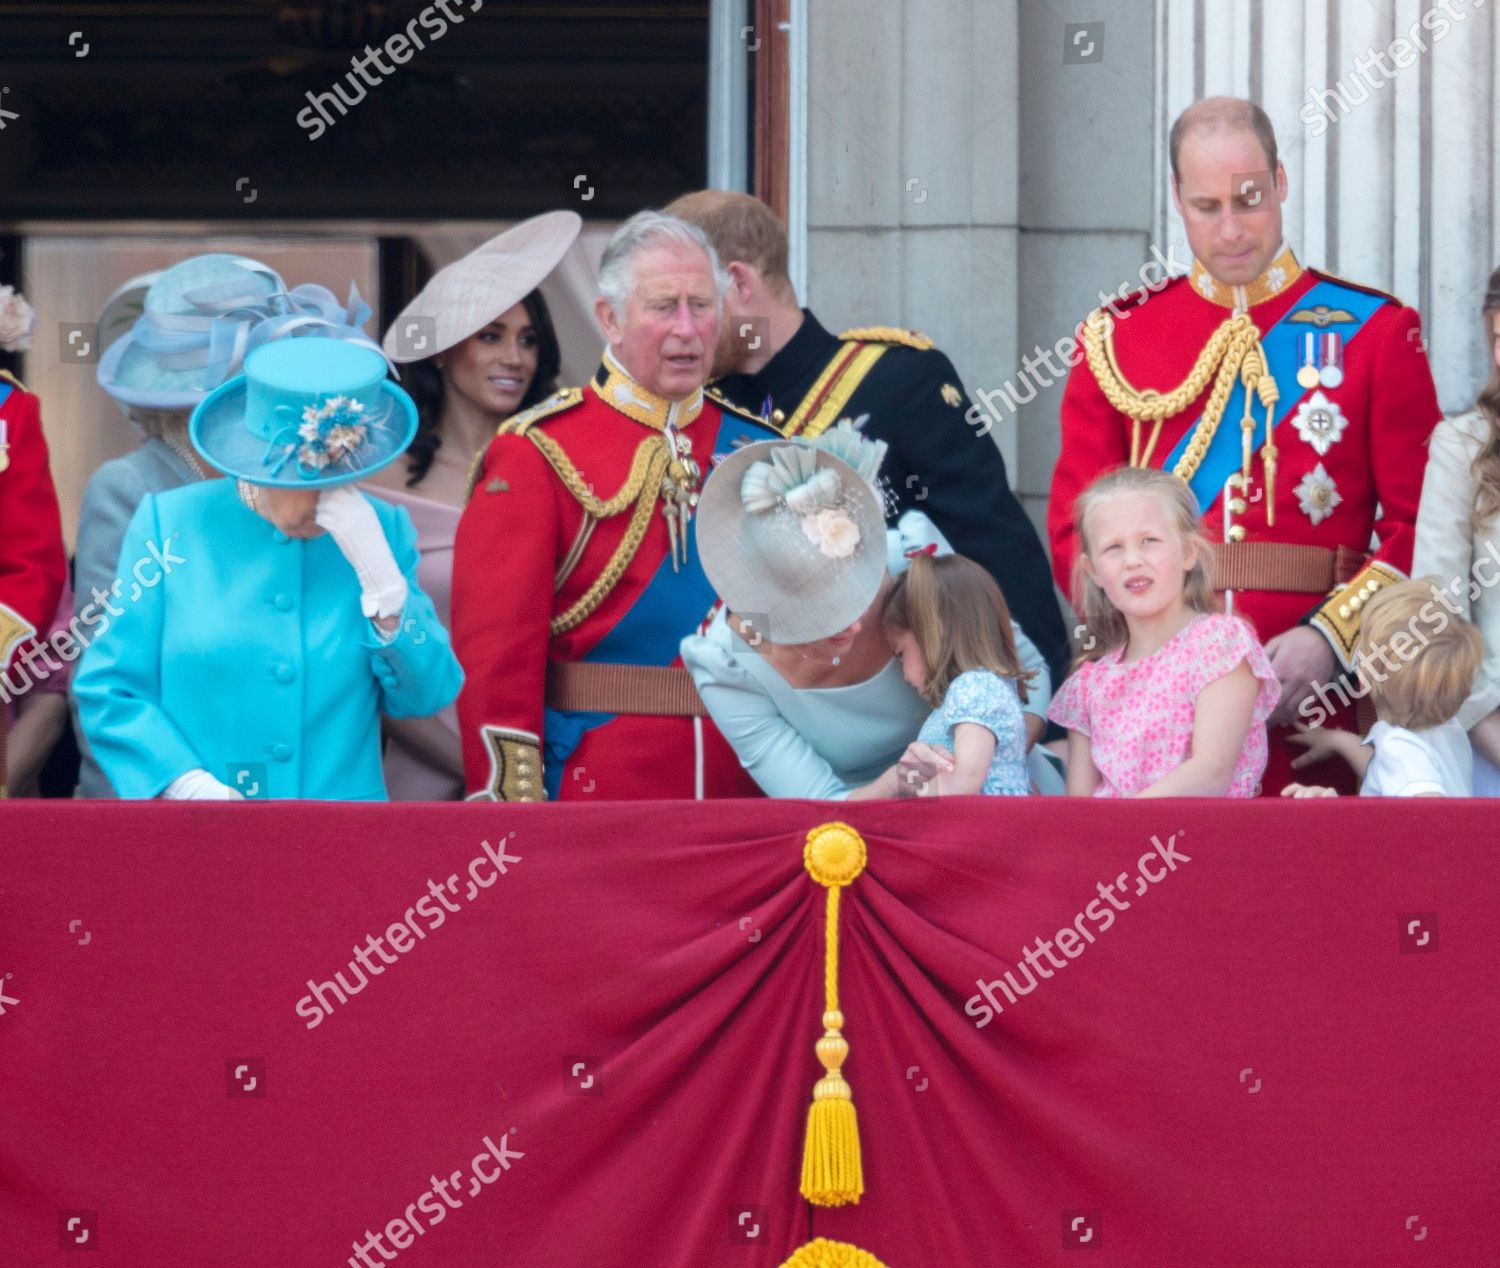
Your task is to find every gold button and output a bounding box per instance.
[1228,526,1246,542]
[1350,594,1364,611]
[1229,497,1248,515]
[771,408,786,424]
[1339,604,1352,620]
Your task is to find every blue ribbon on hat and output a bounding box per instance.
[128,273,385,387]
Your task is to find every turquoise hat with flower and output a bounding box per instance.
[189,335,417,489]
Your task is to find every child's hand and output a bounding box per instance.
[1281,782,1339,798]
[1287,723,1360,770]
[895,742,953,798]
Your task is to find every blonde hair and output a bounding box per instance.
[1071,466,1218,663]
[1468,267,1500,531]
[881,552,1036,709]
[1358,577,1483,730]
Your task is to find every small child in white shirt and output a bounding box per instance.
[1284,578,1484,798]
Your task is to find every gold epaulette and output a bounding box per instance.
[498,386,585,436]
[0,368,28,392]
[467,387,587,500]
[837,326,934,351]
[704,385,776,429]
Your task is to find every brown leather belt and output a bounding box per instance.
[1207,542,1364,594]
[546,661,709,718]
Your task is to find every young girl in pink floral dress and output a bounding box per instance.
[1049,466,1280,797]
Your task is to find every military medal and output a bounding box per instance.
[1319,332,1345,389]
[659,423,701,572]
[1291,389,1348,456]
[1295,463,1342,525]
[0,417,8,473]
[1296,333,1321,390]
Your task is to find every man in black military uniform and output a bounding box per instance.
[667,190,1069,690]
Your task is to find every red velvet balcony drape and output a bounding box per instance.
[1,798,1494,1266]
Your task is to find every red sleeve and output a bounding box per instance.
[1048,343,1129,605]
[1307,303,1443,667]
[0,389,66,667]
[452,432,561,798]
[1366,305,1441,574]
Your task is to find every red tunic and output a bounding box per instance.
[453,360,779,802]
[0,373,66,671]
[1049,250,1442,791]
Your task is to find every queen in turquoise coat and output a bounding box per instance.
[74,334,463,800]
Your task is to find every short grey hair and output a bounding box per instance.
[127,405,191,441]
[596,210,729,317]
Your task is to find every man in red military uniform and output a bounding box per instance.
[1049,97,1441,793]
[453,211,783,801]
[0,366,67,794]
[0,368,66,673]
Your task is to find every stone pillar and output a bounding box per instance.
[804,0,1022,477]
[1158,0,1500,413]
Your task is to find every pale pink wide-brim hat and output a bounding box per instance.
[381,210,582,364]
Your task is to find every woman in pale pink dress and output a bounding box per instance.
[363,213,579,799]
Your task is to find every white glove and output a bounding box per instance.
[314,485,409,620]
[163,769,245,800]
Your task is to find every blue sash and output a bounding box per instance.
[0,383,14,411]
[543,414,779,796]
[1162,280,1386,512]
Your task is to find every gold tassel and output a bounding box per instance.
[799,822,868,1207]
[780,1237,891,1267]
[1256,373,1280,527]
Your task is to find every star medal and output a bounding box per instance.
[1290,390,1348,457]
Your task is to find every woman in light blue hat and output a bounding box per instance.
[73,334,462,800]
[72,252,371,795]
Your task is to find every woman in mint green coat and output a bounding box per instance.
[74,335,462,801]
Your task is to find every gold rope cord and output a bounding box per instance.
[1081,308,1276,484]
[541,436,670,636]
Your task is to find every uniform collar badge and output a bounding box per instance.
[1291,390,1348,456]
[1188,243,1303,310]
[594,350,704,432]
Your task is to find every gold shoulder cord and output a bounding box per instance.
[525,430,671,636]
[1081,308,1281,519]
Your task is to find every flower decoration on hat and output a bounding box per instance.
[270,392,387,478]
[740,444,863,560]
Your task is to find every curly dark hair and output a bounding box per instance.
[398,287,562,488]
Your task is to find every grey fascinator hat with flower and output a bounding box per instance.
[695,423,890,645]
